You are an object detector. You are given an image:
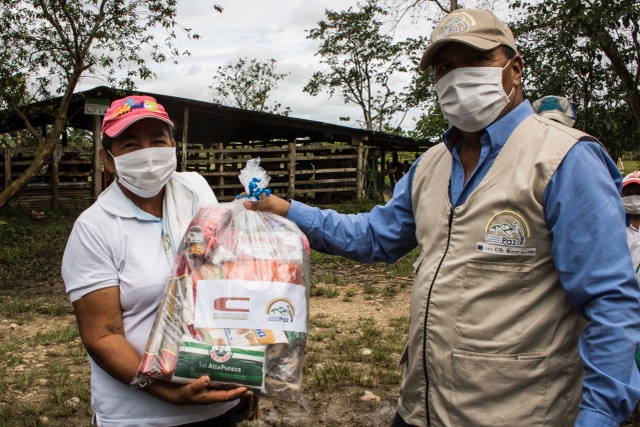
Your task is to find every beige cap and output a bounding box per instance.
[419,9,518,71]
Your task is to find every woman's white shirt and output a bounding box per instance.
[626,223,640,280]
[62,173,235,427]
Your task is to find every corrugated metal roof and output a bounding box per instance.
[0,86,429,151]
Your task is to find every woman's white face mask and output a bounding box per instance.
[434,59,514,132]
[110,147,177,198]
[623,195,640,215]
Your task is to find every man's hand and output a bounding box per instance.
[243,193,291,217]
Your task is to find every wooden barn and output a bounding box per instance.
[0,87,427,210]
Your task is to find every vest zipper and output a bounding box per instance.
[423,207,455,426]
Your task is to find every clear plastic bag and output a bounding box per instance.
[132,159,310,404]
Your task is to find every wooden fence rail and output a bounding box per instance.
[0,140,409,210]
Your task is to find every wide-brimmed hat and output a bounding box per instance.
[419,9,518,71]
[102,95,174,138]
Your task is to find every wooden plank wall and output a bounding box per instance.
[0,147,94,211]
[0,140,412,209]
[185,143,359,202]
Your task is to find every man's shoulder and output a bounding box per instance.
[527,114,595,142]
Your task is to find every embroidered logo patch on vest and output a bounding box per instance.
[476,211,537,256]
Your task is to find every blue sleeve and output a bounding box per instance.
[544,140,640,426]
[286,158,420,263]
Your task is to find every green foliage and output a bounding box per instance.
[304,0,427,131]
[508,0,640,159]
[0,0,221,207]
[0,0,216,105]
[209,57,292,116]
[410,103,447,142]
[319,197,379,214]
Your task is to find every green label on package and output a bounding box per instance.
[173,340,266,388]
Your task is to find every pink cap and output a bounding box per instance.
[623,171,640,188]
[102,95,174,138]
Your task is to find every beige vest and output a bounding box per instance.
[399,115,590,427]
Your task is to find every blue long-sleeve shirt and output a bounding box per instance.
[287,101,640,426]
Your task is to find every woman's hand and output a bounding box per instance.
[73,288,251,406]
[151,375,252,406]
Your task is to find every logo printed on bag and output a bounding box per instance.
[265,298,295,323]
[213,297,251,312]
[210,346,233,363]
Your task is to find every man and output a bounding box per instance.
[245,8,640,427]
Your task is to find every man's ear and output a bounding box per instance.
[99,148,116,174]
[510,54,524,89]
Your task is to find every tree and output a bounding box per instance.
[209,57,291,116]
[304,0,426,131]
[510,0,640,159]
[379,0,640,155]
[0,0,221,208]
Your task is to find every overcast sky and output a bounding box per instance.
[78,0,431,131]
[76,1,512,131]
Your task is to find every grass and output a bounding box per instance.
[303,313,406,394]
[0,207,78,284]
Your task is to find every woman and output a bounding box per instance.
[622,171,640,280]
[62,95,250,427]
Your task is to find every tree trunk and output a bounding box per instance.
[584,27,640,125]
[0,131,61,208]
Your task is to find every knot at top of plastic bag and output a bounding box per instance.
[236,158,273,201]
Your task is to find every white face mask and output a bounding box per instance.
[435,59,514,132]
[111,147,177,198]
[623,195,640,215]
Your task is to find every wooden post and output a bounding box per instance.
[218,142,225,197]
[288,141,296,199]
[3,147,10,189]
[181,105,189,172]
[451,0,457,10]
[52,145,59,212]
[92,115,102,199]
[353,136,365,198]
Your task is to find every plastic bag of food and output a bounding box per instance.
[132,158,310,405]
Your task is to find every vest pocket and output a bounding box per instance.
[449,349,547,427]
[455,261,531,341]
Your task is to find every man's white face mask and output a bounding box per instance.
[623,195,640,215]
[434,58,514,132]
[110,147,177,198]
